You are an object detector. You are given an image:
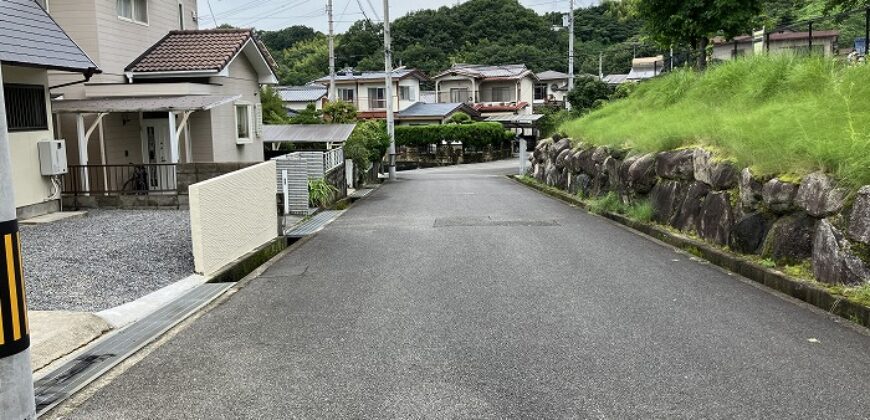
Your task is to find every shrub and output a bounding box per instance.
[345,120,389,174]
[566,76,613,113]
[322,100,357,123]
[308,178,338,207]
[446,112,473,124]
[395,122,514,148]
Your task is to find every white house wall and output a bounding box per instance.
[3,65,56,210]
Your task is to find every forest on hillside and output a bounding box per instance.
[250,0,859,86]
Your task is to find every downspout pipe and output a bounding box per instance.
[49,68,98,90]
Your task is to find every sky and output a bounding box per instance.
[197,0,598,33]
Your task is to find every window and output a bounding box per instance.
[449,88,469,103]
[491,87,511,102]
[368,87,386,109]
[338,88,354,102]
[534,83,548,100]
[236,104,251,142]
[178,3,184,29]
[117,0,148,24]
[399,86,415,101]
[4,84,48,132]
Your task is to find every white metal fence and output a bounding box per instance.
[271,147,345,216]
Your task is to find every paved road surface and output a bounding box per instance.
[62,161,870,418]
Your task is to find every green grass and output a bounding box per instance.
[560,54,870,188]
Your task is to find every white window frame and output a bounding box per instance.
[399,86,415,101]
[117,0,149,25]
[235,103,253,144]
[338,88,354,102]
[368,87,386,109]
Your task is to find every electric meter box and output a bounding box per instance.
[37,140,68,176]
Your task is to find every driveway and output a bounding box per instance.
[58,160,870,418]
[21,210,193,311]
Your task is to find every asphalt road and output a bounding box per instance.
[62,160,870,418]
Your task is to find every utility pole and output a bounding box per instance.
[327,0,337,101]
[566,0,574,110]
[598,52,603,79]
[0,65,37,419]
[383,0,396,181]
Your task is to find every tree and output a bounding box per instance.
[258,26,319,53]
[566,76,613,112]
[288,104,322,124]
[260,86,290,124]
[446,112,472,124]
[275,36,328,86]
[322,101,357,123]
[345,120,390,183]
[335,20,383,69]
[630,0,761,69]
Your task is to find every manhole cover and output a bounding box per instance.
[434,216,558,227]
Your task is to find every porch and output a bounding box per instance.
[51,95,241,200]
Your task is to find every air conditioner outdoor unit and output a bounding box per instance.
[37,140,68,176]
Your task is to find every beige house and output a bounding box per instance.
[2,0,100,218]
[47,0,277,197]
[533,70,571,107]
[432,64,537,116]
[712,30,840,61]
[313,68,427,118]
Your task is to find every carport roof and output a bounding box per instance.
[263,123,356,143]
[51,95,241,113]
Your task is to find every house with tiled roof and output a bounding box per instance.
[276,85,327,113]
[312,67,428,114]
[1,0,100,218]
[46,1,278,200]
[431,64,538,116]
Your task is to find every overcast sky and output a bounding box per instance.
[198,0,598,33]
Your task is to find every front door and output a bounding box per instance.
[142,119,173,191]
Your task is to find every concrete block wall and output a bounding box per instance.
[188,161,278,276]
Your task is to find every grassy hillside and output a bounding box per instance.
[560,55,870,188]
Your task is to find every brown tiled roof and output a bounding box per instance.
[125,29,277,73]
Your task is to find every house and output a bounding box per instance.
[601,74,629,86]
[313,68,428,116]
[712,30,839,61]
[627,56,665,81]
[1,0,100,218]
[47,0,278,198]
[395,102,481,125]
[432,64,537,116]
[277,85,327,114]
[533,70,571,107]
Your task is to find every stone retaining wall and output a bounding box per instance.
[528,137,870,286]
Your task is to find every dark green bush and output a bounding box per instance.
[395,122,514,148]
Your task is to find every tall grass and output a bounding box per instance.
[560,54,870,188]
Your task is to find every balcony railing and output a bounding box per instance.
[63,164,178,195]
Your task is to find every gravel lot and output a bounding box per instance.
[20,210,194,312]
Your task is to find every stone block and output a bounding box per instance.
[650,179,689,224]
[693,149,738,190]
[671,181,710,231]
[627,153,657,193]
[848,185,870,244]
[655,149,695,180]
[695,190,735,245]
[738,167,764,213]
[762,178,798,214]
[795,172,847,218]
[762,212,816,265]
[729,212,773,254]
[812,219,870,285]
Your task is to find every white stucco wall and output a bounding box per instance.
[188,160,277,276]
[3,65,56,210]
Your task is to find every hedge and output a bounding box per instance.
[395,122,514,148]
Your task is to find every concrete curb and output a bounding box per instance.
[96,274,208,328]
[510,175,870,329]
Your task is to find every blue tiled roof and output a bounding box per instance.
[0,0,98,73]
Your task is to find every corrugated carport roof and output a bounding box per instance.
[263,124,356,143]
[51,95,241,113]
